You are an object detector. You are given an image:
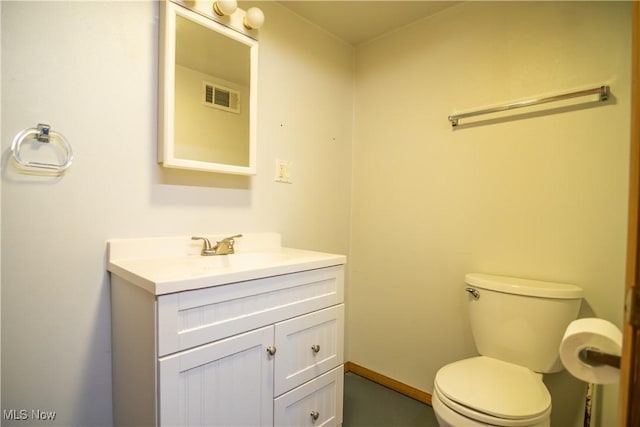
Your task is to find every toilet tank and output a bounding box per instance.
[465,273,583,373]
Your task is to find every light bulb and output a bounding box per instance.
[213,0,237,16]
[243,7,264,30]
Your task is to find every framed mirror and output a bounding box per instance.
[159,0,258,175]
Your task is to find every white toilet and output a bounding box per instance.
[432,273,583,427]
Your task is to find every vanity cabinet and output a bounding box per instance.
[110,262,345,427]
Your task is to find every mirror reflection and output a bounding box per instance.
[159,1,257,175]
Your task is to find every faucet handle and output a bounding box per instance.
[191,236,215,256]
[218,234,242,245]
[213,234,242,254]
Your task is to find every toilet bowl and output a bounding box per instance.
[432,273,583,427]
[432,356,551,427]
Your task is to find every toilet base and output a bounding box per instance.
[432,388,550,427]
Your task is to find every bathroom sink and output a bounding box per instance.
[107,233,346,295]
[202,251,295,268]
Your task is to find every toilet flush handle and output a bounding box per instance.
[465,287,480,299]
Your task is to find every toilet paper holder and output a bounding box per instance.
[578,347,621,369]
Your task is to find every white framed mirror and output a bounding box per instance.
[159,0,258,175]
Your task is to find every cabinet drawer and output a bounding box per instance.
[157,265,344,356]
[274,365,343,427]
[274,305,344,396]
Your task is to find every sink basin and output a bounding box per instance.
[107,233,346,295]
[176,251,303,277]
[195,252,294,269]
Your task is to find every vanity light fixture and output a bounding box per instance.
[243,7,265,30]
[212,1,265,31]
[213,0,237,16]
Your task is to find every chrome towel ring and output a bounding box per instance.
[10,123,73,175]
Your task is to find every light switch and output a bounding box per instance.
[275,159,293,183]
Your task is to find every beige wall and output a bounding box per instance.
[1,1,632,426]
[1,2,352,425]
[349,2,630,426]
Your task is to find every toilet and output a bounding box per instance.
[432,273,583,427]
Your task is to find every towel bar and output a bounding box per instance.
[448,85,609,127]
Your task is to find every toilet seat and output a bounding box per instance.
[432,387,550,427]
[434,356,551,426]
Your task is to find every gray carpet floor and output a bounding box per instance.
[343,372,439,427]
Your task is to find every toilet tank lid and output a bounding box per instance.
[465,273,583,299]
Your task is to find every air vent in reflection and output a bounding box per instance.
[203,81,240,113]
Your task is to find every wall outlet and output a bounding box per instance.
[275,159,293,183]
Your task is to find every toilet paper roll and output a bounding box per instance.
[559,318,622,384]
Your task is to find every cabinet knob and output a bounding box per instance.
[310,411,320,421]
[266,346,277,356]
[311,344,320,354]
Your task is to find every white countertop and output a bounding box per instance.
[107,233,346,295]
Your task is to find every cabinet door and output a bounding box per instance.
[158,326,274,426]
[275,305,344,396]
[274,365,344,427]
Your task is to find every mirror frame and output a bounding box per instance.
[159,0,258,175]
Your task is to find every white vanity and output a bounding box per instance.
[107,233,346,426]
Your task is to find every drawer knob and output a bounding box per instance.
[311,344,320,354]
[266,346,277,356]
[310,411,320,421]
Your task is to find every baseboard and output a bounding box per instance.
[344,361,432,406]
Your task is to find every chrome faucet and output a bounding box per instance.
[192,234,242,256]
